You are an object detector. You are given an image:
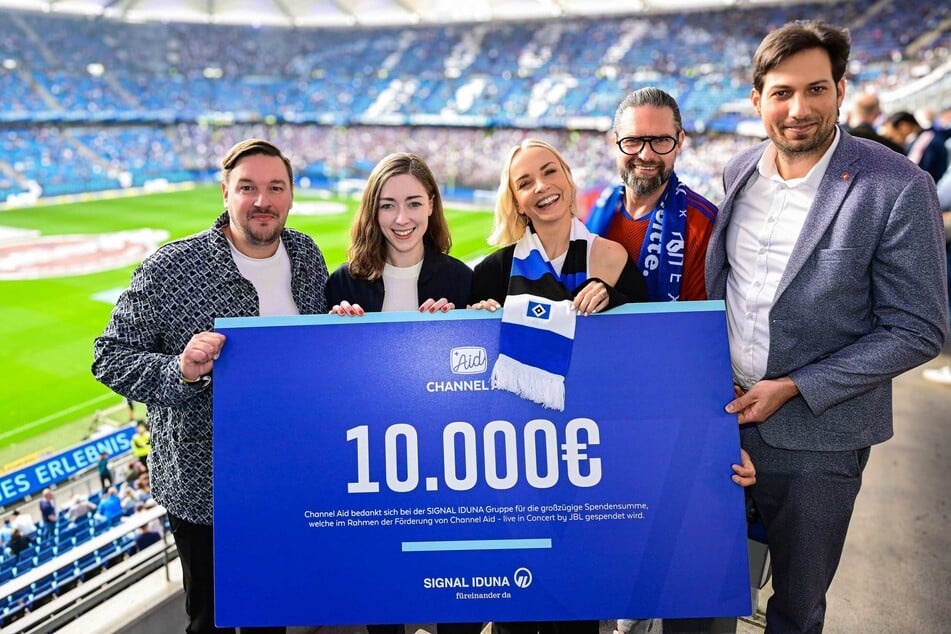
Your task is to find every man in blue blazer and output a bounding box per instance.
[706,21,948,633]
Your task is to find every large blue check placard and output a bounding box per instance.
[213,302,750,627]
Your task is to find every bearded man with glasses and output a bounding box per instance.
[586,86,718,302]
[588,88,753,634]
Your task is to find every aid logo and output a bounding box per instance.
[513,567,533,588]
[450,347,487,375]
[0,229,169,280]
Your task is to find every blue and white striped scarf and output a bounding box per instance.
[492,218,595,411]
[585,172,688,301]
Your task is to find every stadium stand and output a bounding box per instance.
[0,505,174,632]
[0,0,947,206]
[0,454,171,632]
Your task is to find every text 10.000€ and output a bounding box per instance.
[346,418,603,493]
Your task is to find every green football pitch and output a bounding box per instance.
[0,185,494,469]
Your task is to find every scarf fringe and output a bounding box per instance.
[492,353,566,411]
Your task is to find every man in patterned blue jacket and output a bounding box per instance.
[93,138,328,634]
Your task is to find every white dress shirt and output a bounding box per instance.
[725,128,841,389]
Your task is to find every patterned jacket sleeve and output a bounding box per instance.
[92,254,211,408]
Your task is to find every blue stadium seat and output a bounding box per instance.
[1,595,29,627]
[14,556,35,576]
[6,586,31,613]
[29,575,56,607]
[76,552,102,580]
[73,529,93,547]
[97,540,122,567]
[16,546,37,563]
[56,523,83,546]
[35,544,56,565]
[53,564,81,593]
[119,533,138,553]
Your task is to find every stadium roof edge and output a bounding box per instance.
[0,0,842,27]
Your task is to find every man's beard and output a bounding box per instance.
[773,116,837,157]
[621,160,672,196]
[247,224,282,245]
[241,209,283,245]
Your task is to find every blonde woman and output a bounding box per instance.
[469,139,647,314]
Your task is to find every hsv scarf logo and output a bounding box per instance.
[492,218,596,411]
[527,301,551,320]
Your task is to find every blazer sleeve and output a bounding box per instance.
[325,263,384,312]
[419,252,473,308]
[324,264,351,308]
[446,260,474,308]
[611,255,648,305]
[469,247,513,306]
[788,174,949,416]
[92,256,210,407]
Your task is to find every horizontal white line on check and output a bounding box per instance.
[402,538,552,552]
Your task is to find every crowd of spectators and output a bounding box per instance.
[164,121,762,204]
[0,0,946,204]
[0,451,166,626]
[1,449,160,569]
[2,0,942,121]
[0,3,946,117]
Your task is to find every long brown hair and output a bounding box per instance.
[348,153,451,281]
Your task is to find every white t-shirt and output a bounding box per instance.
[228,238,300,317]
[381,260,423,312]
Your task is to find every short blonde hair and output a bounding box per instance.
[488,139,578,246]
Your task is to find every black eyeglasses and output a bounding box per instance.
[615,135,679,156]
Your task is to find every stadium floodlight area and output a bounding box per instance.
[0,0,848,27]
